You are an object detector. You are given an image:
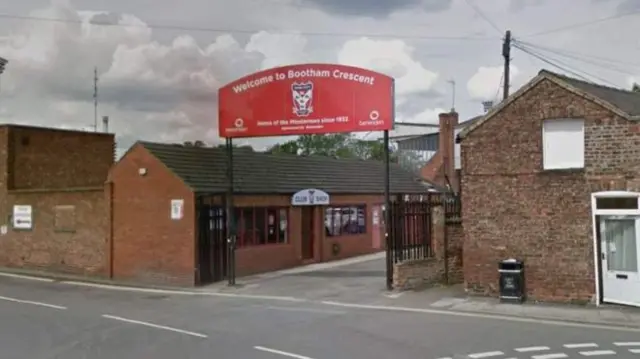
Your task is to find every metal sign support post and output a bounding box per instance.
[384,129,392,290]
[384,80,395,291]
[225,137,236,286]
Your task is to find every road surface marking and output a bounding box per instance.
[0,272,54,282]
[254,346,315,359]
[533,353,567,359]
[62,281,305,302]
[263,306,347,315]
[468,351,504,358]
[614,342,640,347]
[629,349,640,354]
[515,346,550,352]
[319,301,640,333]
[0,295,66,310]
[101,314,207,338]
[579,350,616,356]
[564,344,599,349]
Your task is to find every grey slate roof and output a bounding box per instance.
[541,70,640,116]
[139,141,435,194]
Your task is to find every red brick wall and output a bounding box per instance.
[109,144,196,286]
[0,189,108,275]
[460,78,639,303]
[7,126,114,190]
[0,126,113,275]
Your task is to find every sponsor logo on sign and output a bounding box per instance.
[292,81,314,117]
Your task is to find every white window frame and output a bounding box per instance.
[542,118,585,170]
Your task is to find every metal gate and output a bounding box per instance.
[384,193,461,289]
[196,195,228,285]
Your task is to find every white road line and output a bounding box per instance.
[579,350,616,356]
[319,301,640,333]
[254,346,315,359]
[533,353,568,359]
[263,306,347,315]
[564,344,599,349]
[467,351,504,358]
[0,272,55,282]
[0,295,66,310]
[614,342,640,347]
[62,281,305,302]
[629,349,640,354]
[101,314,208,338]
[515,346,550,352]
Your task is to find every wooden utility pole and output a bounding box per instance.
[502,30,511,100]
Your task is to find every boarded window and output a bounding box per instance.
[54,205,76,232]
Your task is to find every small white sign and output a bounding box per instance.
[171,199,184,220]
[0,225,7,235]
[291,188,330,206]
[372,208,380,225]
[13,205,33,229]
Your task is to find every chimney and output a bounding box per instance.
[439,111,458,192]
[102,116,109,133]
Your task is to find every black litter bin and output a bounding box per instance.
[498,259,525,303]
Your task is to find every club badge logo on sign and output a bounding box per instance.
[291,81,314,117]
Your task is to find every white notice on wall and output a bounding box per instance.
[13,205,33,229]
[0,225,7,235]
[171,199,184,220]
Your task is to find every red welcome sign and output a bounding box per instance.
[218,64,394,138]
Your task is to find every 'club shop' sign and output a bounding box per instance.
[291,188,330,206]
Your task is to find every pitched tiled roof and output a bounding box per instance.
[458,69,640,141]
[540,70,640,116]
[140,141,436,194]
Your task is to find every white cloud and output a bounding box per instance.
[0,2,313,151]
[337,37,439,97]
[466,65,520,101]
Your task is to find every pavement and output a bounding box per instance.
[3,254,640,358]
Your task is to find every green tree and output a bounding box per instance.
[633,83,640,93]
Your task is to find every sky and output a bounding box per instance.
[0,0,639,156]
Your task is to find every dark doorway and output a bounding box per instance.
[196,196,228,285]
[301,207,315,260]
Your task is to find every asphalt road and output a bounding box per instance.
[1,276,640,359]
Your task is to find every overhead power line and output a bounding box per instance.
[513,39,639,77]
[513,40,640,69]
[463,0,503,35]
[521,9,640,38]
[512,42,618,87]
[0,13,497,41]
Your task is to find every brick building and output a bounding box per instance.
[108,142,435,286]
[458,69,640,306]
[392,112,482,192]
[0,125,114,275]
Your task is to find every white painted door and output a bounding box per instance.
[600,216,640,306]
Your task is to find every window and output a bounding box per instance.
[325,205,367,237]
[596,197,639,210]
[542,119,584,170]
[603,219,638,272]
[234,207,288,247]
